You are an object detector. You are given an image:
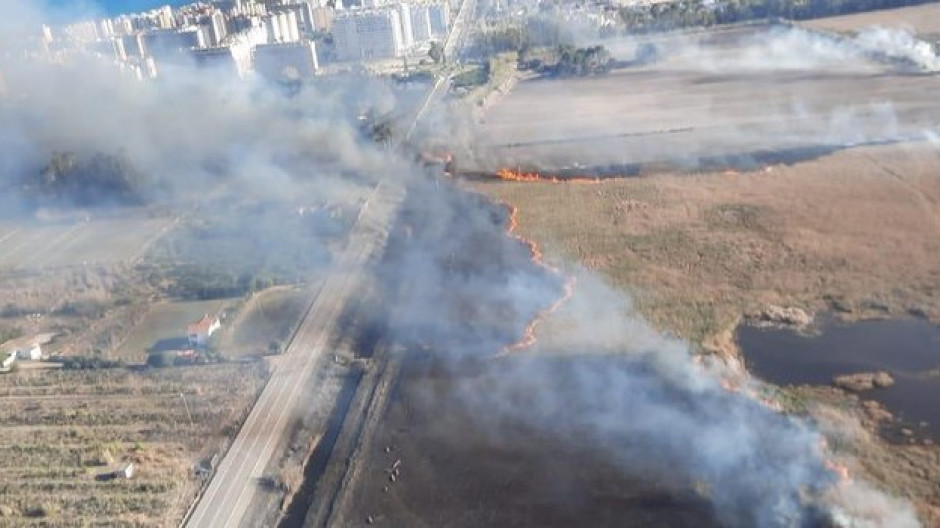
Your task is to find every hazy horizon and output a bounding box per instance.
[43,0,189,20]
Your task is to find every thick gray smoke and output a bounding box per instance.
[379,177,922,526]
[0,2,925,526]
[0,1,404,215]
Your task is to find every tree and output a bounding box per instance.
[27,150,149,207]
[428,41,444,64]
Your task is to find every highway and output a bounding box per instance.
[184,181,404,528]
[184,1,477,524]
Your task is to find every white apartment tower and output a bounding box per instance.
[397,3,413,49]
[209,10,228,46]
[428,2,449,36]
[410,5,432,43]
[332,8,404,60]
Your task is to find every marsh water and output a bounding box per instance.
[737,315,940,438]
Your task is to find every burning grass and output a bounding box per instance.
[502,203,577,352]
[495,168,602,184]
[475,143,940,344]
[471,141,940,524]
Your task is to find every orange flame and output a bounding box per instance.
[825,459,851,482]
[719,375,852,484]
[819,438,852,482]
[496,168,601,184]
[502,205,577,352]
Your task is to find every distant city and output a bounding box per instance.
[35,0,454,81]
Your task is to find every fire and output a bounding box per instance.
[825,459,852,482]
[819,438,852,482]
[506,275,577,352]
[496,168,601,184]
[502,205,577,353]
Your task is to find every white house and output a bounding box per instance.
[187,314,221,348]
[14,343,42,361]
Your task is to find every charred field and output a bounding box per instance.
[300,16,940,528]
[457,16,940,528]
[340,354,728,528]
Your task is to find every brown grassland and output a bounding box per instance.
[474,142,940,345]
[471,141,940,523]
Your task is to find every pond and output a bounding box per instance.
[737,315,940,439]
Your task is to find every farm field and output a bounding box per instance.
[113,299,233,363]
[0,214,173,271]
[802,2,940,36]
[0,364,266,526]
[475,26,940,173]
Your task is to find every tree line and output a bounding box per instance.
[24,151,152,207]
[619,0,940,32]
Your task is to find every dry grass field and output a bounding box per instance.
[112,299,233,362]
[803,3,940,37]
[473,141,940,344]
[215,286,310,359]
[469,18,940,522]
[0,363,266,526]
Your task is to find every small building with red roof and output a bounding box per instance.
[187,314,221,348]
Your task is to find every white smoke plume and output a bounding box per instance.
[853,26,940,72]
[0,2,928,526]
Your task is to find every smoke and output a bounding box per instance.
[0,2,405,214]
[381,221,922,527]
[853,26,940,72]
[376,24,937,523]
[0,1,927,526]
[459,23,940,174]
[656,25,940,73]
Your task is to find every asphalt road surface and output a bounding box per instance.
[184,181,404,528]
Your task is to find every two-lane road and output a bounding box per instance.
[184,182,404,528]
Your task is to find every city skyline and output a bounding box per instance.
[45,0,189,18]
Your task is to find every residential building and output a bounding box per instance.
[14,343,42,361]
[333,7,404,60]
[187,314,221,347]
[270,2,316,34]
[121,33,148,58]
[254,41,319,80]
[310,6,334,31]
[144,27,204,61]
[428,1,449,36]
[410,4,432,43]
[208,10,228,46]
[397,3,414,49]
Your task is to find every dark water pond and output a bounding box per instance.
[737,316,940,438]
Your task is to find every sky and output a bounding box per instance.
[43,0,189,19]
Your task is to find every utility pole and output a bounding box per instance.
[180,392,195,436]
